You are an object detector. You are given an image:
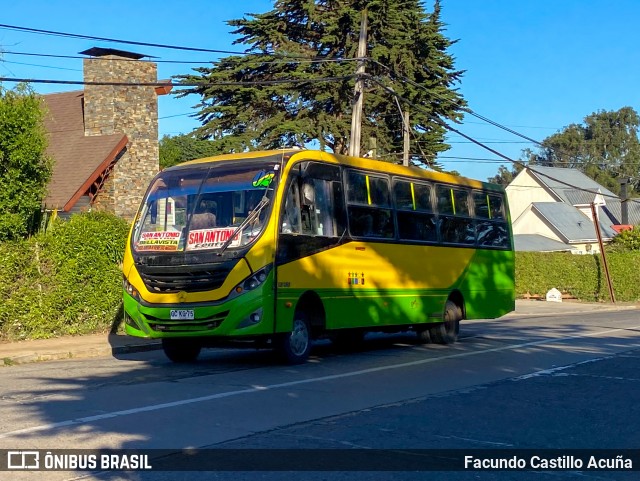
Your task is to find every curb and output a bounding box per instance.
[2,341,162,366]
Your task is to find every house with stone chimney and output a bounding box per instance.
[42,47,171,220]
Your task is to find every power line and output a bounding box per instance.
[367,58,547,150]
[0,24,361,67]
[0,74,357,88]
[366,74,623,201]
[0,23,247,55]
[0,60,81,72]
[1,50,213,64]
[369,59,637,173]
[0,49,360,67]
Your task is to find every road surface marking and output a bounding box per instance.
[1,324,639,439]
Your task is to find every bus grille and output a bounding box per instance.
[139,267,231,293]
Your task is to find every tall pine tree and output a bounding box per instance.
[176,0,466,167]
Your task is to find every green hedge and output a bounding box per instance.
[516,251,640,302]
[0,212,130,340]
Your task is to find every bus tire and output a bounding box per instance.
[415,327,431,344]
[276,313,312,364]
[161,338,201,363]
[430,300,461,344]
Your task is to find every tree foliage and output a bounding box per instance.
[487,163,523,186]
[607,227,640,251]
[176,0,466,168]
[159,134,224,169]
[0,84,52,240]
[526,107,640,196]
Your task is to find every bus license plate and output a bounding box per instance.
[170,309,194,320]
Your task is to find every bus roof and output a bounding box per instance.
[170,149,502,192]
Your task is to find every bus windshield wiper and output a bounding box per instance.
[217,196,270,256]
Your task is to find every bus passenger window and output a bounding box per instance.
[346,170,395,239]
[475,192,509,248]
[394,180,436,242]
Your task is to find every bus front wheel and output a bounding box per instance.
[161,338,202,363]
[276,313,312,364]
[429,300,461,344]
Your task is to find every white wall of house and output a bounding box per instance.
[506,170,557,222]
[512,207,563,241]
[571,242,599,255]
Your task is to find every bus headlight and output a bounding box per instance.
[123,277,140,301]
[230,265,272,299]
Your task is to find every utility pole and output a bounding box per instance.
[348,9,367,158]
[402,110,410,166]
[591,202,616,303]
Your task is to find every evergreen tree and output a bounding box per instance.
[176,0,466,168]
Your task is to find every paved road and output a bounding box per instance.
[0,306,639,480]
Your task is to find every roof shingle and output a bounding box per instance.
[42,91,127,211]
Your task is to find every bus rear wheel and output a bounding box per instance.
[276,313,312,364]
[161,338,202,363]
[429,300,461,344]
[415,327,431,344]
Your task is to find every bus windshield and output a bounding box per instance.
[133,162,280,253]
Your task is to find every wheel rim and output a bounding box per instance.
[289,318,309,356]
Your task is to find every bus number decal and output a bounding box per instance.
[348,272,366,286]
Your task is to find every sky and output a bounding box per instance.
[1,0,639,182]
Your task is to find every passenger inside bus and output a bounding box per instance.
[190,199,217,230]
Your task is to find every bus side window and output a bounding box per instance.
[281,182,302,234]
[394,180,437,242]
[475,191,509,248]
[436,185,475,245]
[346,170,394,239]
[286,163,346,238]
[299,180,317,235]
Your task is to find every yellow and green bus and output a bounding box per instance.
[122,149,514,363]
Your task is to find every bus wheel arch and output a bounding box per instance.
[294,290,326,338]
[430,292,464,344]
[276,290,325,364]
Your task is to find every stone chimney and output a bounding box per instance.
[81,47,160,220]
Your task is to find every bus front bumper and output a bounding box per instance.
[123,288,273,339]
